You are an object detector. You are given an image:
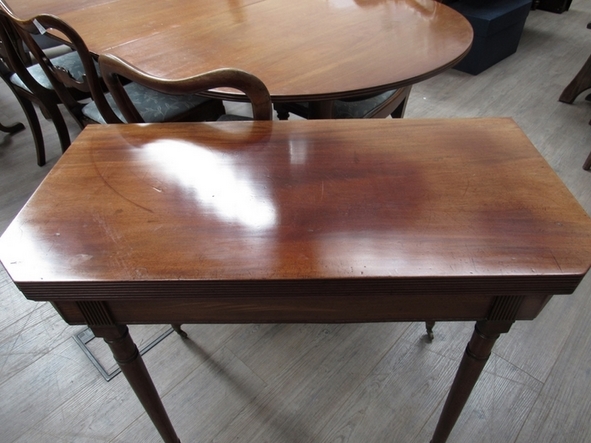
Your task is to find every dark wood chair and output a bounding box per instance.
[559,23,591,108]
[4,9,227,126]
[274,86,411,120]
[0,13,83,165]
[99,53,273,122]
[583,150,591,171]
[559,22,591,170]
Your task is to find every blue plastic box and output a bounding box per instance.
[450,0,533,75]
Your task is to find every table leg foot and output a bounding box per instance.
[425,321,435,341]
[171,324,189,339]
[91,324,181,443]
[429,319,513,443]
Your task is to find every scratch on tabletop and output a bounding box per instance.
[90,136,154,213]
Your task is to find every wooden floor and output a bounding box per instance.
[2,2,591,442]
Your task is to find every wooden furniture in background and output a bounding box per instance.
[12,0,473,118]
[98,53,272,122]
[559,23,591,107]
[0,13,76,165]
[1,119,590,443]
[274,86,411,120]
[1,6,226,125]
[559,22,591,170]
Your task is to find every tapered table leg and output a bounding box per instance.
[91,325,181,443]
[429,319,513,443]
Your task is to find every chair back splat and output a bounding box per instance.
[2,2,229,125]
[1,6,120,124]
[99,53,273,122]
[0,6,80,165]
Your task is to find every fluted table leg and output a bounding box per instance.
[91,324,181,443]
[430,319,513,443]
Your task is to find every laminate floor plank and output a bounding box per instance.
[114,346,267,442]
[514,275,591,443]
[0,338,103,442]
[0,301,79,383]
[315,334,461,443]
[205,323,411,443]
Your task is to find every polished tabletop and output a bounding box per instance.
[1,119,591,443]
[1,119,590,302]
[11,0,473,102]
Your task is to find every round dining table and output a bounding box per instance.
[13,0,473,118]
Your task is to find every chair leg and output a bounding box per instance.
[16,95,47,166]
[274,103,290,120]
[43,103,71,154]
[390,95,408,119]
[390,86,411,119]
[0,120,25,134]
[583,149,591,170]
[559,52,591,104]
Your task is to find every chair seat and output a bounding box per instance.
[217,114,253,121]
[333,90,399,118]
[285,90,400,119]
[82,81,212,124]
[9,50,85,92]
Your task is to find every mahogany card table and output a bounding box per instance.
[12,0,473,118]
[1,119,591,442]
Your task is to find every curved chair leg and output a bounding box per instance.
[390,92,409,119]
[15,95,47,166]
[0,120,25,134]
[559,52,591,104]
[583,149,591,170]
[42,103,71,154]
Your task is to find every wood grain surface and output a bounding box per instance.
[9,0,473,101]
[1,119,590,293]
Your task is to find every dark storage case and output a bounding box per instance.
[450,0,532,75]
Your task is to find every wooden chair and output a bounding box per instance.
[0,13,83,165]
[559,22,591,170]
[3,8,226,126]
[99,53,273,123]
[559,23,591,109]
[583,150,591,171]
[274,86,411,120]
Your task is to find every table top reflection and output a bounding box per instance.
[1,119,590,301]
[13,0,473,102]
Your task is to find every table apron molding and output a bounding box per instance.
[51,293,551,326]
[15,274,583,302]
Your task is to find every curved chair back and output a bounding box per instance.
[0,3,121,124]
[0,14,56,105]
[98,53,273,122]
[0,12,73,165]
